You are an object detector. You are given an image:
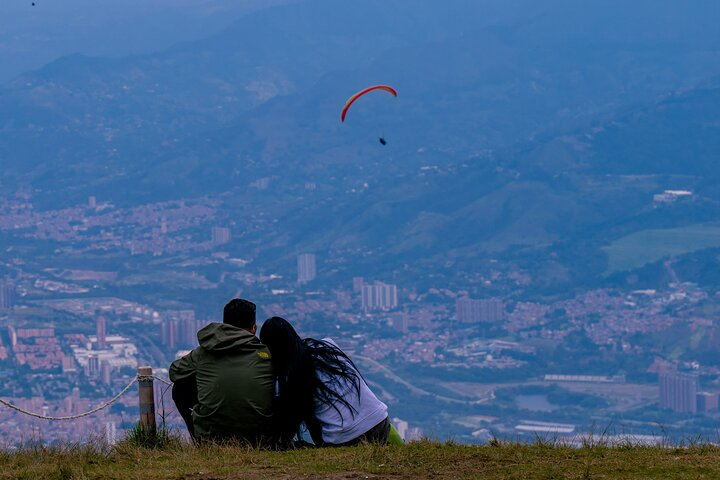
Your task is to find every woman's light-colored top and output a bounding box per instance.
[313,338,388,444]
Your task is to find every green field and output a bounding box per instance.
[3,440,720,479]
[603,223,720,275]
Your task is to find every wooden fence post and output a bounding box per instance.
[137,366,156,432]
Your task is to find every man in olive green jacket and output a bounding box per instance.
[170,299,275,443]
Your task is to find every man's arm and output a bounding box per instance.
[169,349,199,382]
[170,350,200,440]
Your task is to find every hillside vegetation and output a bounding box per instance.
[3,440,720,479]
[1,0,719,292]
[602,223,720,274]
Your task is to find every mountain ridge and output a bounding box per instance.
[1,0,719,290]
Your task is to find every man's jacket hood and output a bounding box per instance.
[197,322,260,353]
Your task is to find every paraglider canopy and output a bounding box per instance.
[341,85,397,122]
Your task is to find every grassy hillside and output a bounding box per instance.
[603,223,720,274]
[3,440,720,479]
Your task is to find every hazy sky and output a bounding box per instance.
[0,0,294,83]
[3,0,719,85]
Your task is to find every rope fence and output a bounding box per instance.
[152,375,174,387]
[0,367,173,427]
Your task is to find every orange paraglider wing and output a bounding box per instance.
[341,85,398,122]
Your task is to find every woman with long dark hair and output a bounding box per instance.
[260,316,390,446]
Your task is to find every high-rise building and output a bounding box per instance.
[96,315,107,350]
[180,316,198,346]
[87,354,100,378]
[361,282,398,312]
[392,418,422,442]
[696,392,719,413]
[61,356,76,373]
[88,196,97,209]
[161,311,198,349]
[297,254,317,284]
[352,277,364,293]
[161,317,175,349]
[100,360,112,385]
[64,395,74,416]
[105,421,118,445]
[406,426,424,442]
[211,226,231,245]
[390,314,409,334]
[456,298,505,323]
[0,279,16,310]
[7,326,17,347]
[660,372,698,413]
[392,418,409,441]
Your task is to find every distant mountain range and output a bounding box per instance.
[1,0,719,292]
[0,0,294,83]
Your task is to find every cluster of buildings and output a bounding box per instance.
[355,278,399,312]
[10,328,64,371]
[392,417,423,442]
[293,253,401,312]
[360,283,399,312]
[504,287,707,349]
[211,226,231,246]
[653,189,693,205]
[659,372,719,414]
[161,310,203,351]
[1,192,719,443]
[70,331,138,382]
[0,390,132,445]
[5,318,139,382]
[455,297,505,323]
[0,195,225,257]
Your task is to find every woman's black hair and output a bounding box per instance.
[260,316,363,444]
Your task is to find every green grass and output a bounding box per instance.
[603,223,720,274]
[122,424,181,450]
[2,439,720,479]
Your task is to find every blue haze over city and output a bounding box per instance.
[0,0,719,445]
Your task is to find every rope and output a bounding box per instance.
[0,377,138,421]
[152,375,173,387]
[0,373,176,421]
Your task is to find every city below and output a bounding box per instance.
[0,190,717,446]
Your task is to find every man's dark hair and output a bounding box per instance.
[223,298,256,330]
